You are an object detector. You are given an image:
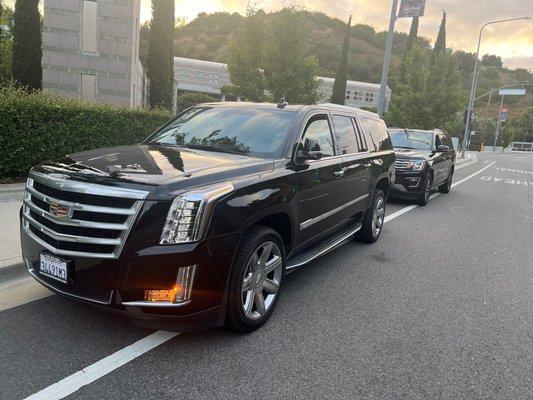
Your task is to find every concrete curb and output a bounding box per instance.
[0,262,27,285]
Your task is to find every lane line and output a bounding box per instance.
[22,161,498,400]
[24,330,179,400]
[385,161,495,224]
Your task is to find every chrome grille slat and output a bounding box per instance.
[22,173,149,259]
[26,186,136,215]
[395,160,411,171]
[24,213,121,245]
[24,198,129,230]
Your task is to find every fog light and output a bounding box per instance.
[144,265,197,304]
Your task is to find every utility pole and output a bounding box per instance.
[377,0,398,117]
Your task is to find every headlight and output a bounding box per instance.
[411,160,426,171]
[160,183,234,244]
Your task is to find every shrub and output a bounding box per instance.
[0,86,172,180]
[176,92,219,113]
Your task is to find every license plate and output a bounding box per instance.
[39,253,69,284]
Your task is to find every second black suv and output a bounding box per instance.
[20,102,394,332]
[389,128,456,205]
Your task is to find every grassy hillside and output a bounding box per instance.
[141,10,532,116]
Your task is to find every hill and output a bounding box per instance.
[144,10,532,117]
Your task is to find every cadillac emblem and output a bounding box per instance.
[49,202,71,219]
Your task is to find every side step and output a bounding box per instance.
[286,222,362,272]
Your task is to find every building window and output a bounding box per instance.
[81,74,96,102]
[354,91,363,102]
[365,93,374,103]
[346,90,351,100]
[82,1,98,53]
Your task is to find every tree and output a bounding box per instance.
[226,6,267,102]
[481,54,503,69]
[175,92,218,113]
[433,10,446,55]
[262,7,322,104]
[331,16,351,105]
[148,0,175,109]
[11,0,41,90]
[399,16,419,82]
[387,46,431,128]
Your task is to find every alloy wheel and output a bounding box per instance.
[241,241,283,320]
[371,196,385,237]
[425,176,432,202]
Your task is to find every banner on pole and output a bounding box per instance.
[500,107,508,123]
[398,0,427,18]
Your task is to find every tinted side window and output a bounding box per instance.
[357,118,376,152]
[363,118,393,151]
[303,116,335,157]
[332,115,359,155]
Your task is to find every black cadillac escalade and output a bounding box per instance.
[20,102,395,332]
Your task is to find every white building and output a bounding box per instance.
[173,57,391,112]
[42,0,148,108]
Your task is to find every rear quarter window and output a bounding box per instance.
[363,118,393,151]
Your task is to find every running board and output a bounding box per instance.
[286,222,362,272]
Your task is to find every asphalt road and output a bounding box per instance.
[1,152,531,400]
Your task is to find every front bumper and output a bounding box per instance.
[390,171,424,197]
[21,221,242,331]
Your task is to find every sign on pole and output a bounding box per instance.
[498,88,526,96]
[398,0,427,18]
[500,107,508,123]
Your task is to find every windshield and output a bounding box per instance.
[389,129,433,151]
[145,107,297,159]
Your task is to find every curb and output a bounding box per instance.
[0,262,27,285]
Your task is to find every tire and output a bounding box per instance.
[416,173,433,206]
[357,188,386,244]
[225,226,285,333]
[439,169,453,194]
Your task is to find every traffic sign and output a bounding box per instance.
[398,0,426,18]
[499,88,526,96]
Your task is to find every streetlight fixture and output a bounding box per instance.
[461,16,531,158]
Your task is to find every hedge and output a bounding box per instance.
[176,92,219,113]
[0,87,172,180]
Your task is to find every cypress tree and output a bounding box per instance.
[12,0,42,90]
[148,0,175,110]
[399,17,419,82]
[331,16,351,105]
[433,10,447,54]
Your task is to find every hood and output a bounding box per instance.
[394,148,432,160]
[33,145,275,189]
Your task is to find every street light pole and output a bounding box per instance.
[377,0,399,117]
[461,17,531,159]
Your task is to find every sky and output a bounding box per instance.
[140,0,533,70]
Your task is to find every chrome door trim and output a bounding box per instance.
[300,193,369,230]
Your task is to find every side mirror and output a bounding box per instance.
[296,138,323,161]
[437,145,450,152]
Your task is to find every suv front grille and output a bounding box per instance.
[22,172,149,259]
[395,160,412,171]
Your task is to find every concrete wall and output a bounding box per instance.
[42,0,146,107]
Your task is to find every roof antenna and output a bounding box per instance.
[277,98,289,109]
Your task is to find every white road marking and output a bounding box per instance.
[22,161,498,400]
[384,161,496,224]
[24,330,179,400]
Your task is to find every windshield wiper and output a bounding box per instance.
[184,144,249,156]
